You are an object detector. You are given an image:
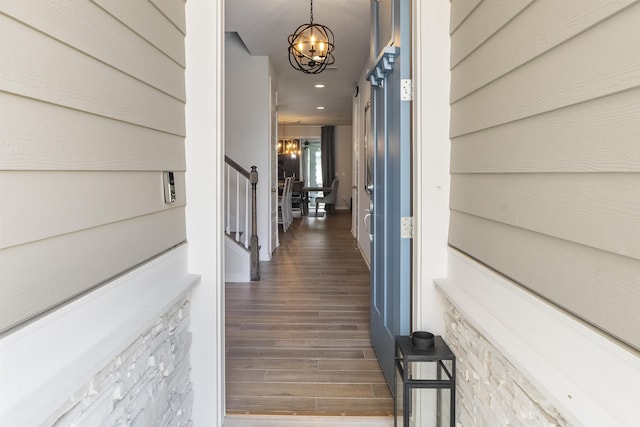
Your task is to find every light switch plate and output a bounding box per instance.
[163,171,176,204]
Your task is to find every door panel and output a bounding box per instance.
[369,0,411,391]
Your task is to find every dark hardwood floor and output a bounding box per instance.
[225,211,393,416]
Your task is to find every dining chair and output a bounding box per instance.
[315,179,339,215]
[291,180,305,216]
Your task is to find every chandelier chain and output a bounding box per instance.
[310,0,314,24]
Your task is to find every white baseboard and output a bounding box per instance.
[224,415,393,427]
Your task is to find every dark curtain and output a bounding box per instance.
[321,126,335,187]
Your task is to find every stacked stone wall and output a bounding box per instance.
[444,300,570,427]
[47,298,193,426]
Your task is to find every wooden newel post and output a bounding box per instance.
[249,166,260,281]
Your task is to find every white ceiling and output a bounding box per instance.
[225,0,371,126]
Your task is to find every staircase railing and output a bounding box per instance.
[224,155,260,281]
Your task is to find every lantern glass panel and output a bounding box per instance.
[395,367,404,424]
[407,359,454,380]
[394,335,456,427]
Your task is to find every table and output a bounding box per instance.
[302,186,330,215]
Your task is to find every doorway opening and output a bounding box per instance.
[222,0,392,419]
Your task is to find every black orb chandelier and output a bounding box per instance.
[287,0,335,74]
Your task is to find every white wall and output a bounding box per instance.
[411,0,451,335]
[225,33,272,261]
[278,125,322,139]
[185,0,225,424]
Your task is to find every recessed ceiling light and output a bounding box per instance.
[315,84,325,88]
[317,106,325,110]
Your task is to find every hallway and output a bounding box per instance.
[225,212,393,416]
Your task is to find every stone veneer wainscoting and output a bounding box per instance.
[443,300,569,427]
[45,298,193,426]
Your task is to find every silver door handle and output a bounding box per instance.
[363,212,373,242]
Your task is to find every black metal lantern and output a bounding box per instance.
[395,333,456,427]
[287,0,335,74]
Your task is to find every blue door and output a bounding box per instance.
[368,0,412,390]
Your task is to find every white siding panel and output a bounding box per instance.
[449,0,640,352]
[450,0,533,67]
[0,171,186,249]
[0,0,186,332]
[1,0,185,101]
[450,0,636,102]
[449,0,482,34]
[0,93,185,171]
[450,2,640,137]
[0,15,185,136]
[448,211,640,350]
[450,87,640,173]
[91,0,185,66]
[0,208,186,333]
[450,173,640,260]
[150,0,186,34]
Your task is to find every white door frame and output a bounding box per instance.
[185,0,450,423]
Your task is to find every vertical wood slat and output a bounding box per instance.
[245,179,250,248]
[235,170,241,242]
[226,164,231,235]
[224,157,255,250]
